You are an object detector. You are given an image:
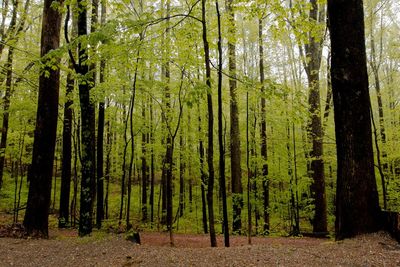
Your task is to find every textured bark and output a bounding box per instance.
[226,0,242,233]
[327,0,382,239]
[77,0,96,236]
[23,0,63,237]
[201,0,216,247]
[59,62,74,228]
[302,0,327,234]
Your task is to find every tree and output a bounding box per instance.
[77,0,97,236]
[258,16,269,234]
[303,0,327,235]
[216,0,229,246]
[226,0,243,234]
[23,0,63,237]
[327,0,382,239]
[201,0,217,247]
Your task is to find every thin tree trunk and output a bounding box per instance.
[141,100,148,221]
[258,17,269,233]
[96,0,107,229]
[216,0,229,247]
[304,0,327,234]
[198,104,208,234]
[59,60,74,228]
[201,0,217,247]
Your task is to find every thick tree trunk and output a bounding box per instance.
[23,0,63,237]
[327,0,382,239]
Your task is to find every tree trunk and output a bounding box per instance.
[150,98,155,223]
[96,0,106,229]
[141,100,148,221]
[59,61,74,228]
[304,0,327,235]
[327,0,382,239]
[258,17,269,233]
[198,105,208,234]
[23,0,63,237]
[77,0,96,236]
[0,0,19,190]
[179,127,185,217]
[201,0,216,247]
[216,0,229,246]
[226,0,242,234]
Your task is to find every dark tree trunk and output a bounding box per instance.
[23,0,63,237]
[59,61,74,228]
[304,0,327,235]
[327,0,382,239]
[258,17,269,233]
[226,0,242,234]
[198,105,208,234]
[216,1,229,246]
[179,128,184,217]
[201,0,217,247]
[104,119,111,219]
[150,98,155,223]
[142,101,148,221]
[96,59,105,229]
[77,0,96,236]
[96,0,106,229]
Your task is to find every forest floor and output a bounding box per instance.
[0,227,400,267]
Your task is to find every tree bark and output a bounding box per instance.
[304,0,327,234]
[216,0,229,246]
[258,17,269,233]
[201,0,217,247]
[77,0,96,236]
[23,0,63,237]
[226,0,242,234]
[327,0,382,239]
[96,0,106,230]
[59,61,74,228]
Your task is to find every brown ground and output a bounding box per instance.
[0,229,399,267]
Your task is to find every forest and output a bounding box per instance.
[0,0,400,258]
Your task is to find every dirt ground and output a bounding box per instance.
[0,229,400,266]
